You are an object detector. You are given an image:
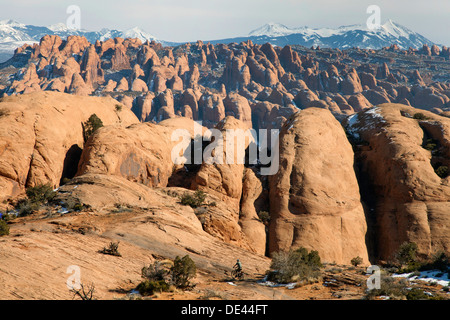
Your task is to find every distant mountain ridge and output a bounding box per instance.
[0,19,167,62]
[211,20,437,50]
[0,19,160,43]
[0,19,438,63]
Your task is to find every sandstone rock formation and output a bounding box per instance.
[0,91,138,201]
[77,117,206,188]
[2,33,450,266]
[191,116,266,254]
[239,168,267,255]
[346,104,450,260]
[268,108,369,264]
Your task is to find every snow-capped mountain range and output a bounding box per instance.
[248,20,415,39]
[0,19,163,62]
[0,19,437,63]
[0,19,160,43]
[212,20,436,50]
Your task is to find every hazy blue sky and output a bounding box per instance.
[1,0,450,45]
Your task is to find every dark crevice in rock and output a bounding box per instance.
[59,144,83,185]
[350,139,379,264]
[418,121,450,179]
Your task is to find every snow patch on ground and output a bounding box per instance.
[392,270,450,287]
[346,113,360,140]
[346,106,387,140]
[257,276,297,289]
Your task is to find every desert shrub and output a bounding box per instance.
[98,241,121,257]
[351,256,363,267]
[365,275,408,300]
[70,282,96,300]
[61,197,86,212]
[137,256,196,295]
[137,280,170,296]
[170,255,197,289]
[423,138,438,152]
[115,104,123,112]
[421,251,449,272]
[199,289,225,300]
[267,247,322,284]
[141,260,171,282]
[0,219,9,236]
[257,211,270,224]
[26,184,56,204]
[14,184,56,216]
[413,113,430,120]
[435,166,449,178]
[396,242,418,266]
[82,114,103,142]
[137,260,173,296]
[406,288,431,300]
[15,198,41,216]
[180,190,206,208]
[393,242,424,273]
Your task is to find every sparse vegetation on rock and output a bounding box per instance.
[62,198,86,212]
[14,184,57,216]
[0,219,9,236]
[413,112,431,120]
[257,210,270,225]
[180,190,206,208]
[70,282,96,300]
[82,113,104,142]
[98,241,122,257]
[137,256,196,296]
[351,256,363,267]
[26,184,56,204]
[137,279,170,296]
[435,165,449,178]
[267,247,322,284]
[171,255,197,289]
[394,242,421,272]
[365,274,409,300]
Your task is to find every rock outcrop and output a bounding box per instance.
[268,108,369,265]
[77,117,206,188]
[191,116,266,254]
[346,104,450,260]
[0,91,138,201]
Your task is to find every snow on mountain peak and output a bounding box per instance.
[242,19,435,50]
[0,19,25,28]
[122,26,158,42]
[379,19,413,38]
[48,23,70,32]
[248,22,294,37]
[249,20,418,39]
